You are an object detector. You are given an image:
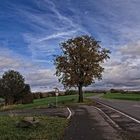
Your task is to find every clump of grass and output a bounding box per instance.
[0,104,16,111]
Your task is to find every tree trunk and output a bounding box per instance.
[78,85,83,102]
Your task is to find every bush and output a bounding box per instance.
[110,89,125,93]
[65,90,77,95]
[33,93,41,99]
[84,90,106,93]
[47,91,56,97]
[22,94,33,104]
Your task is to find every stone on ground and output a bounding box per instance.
[16,117,40,128]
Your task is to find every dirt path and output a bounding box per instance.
[0,107,69,118]
[63,105,122,140]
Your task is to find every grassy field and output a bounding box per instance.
[102,93,140,101]
[1,93,96,110]
[0,116,68,140]
[0,93,96,140]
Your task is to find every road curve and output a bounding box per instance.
[89,94,140,120]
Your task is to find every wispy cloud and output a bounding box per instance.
[6,0,88,63]
[1,0,140,91]
[26,68,63,91]
[95,40,140,90]
[37,30,79,42]
[0,47,61,91]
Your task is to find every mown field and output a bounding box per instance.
[102,93,140,101]
[1,93,96,110]
[0,116,68,140]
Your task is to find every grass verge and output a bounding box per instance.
[0,116,68,140]
[102,93,140,101]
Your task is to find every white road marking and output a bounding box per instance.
[133,105,140,108]
[94,106,121,129]
[98,101,140,124]
[67,107,72,119]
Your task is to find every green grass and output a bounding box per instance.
[102,93,140,101]
[0,93,96,139]
[0,116,68,140]
[1,93,96,110]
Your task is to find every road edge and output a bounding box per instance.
[93,106,121,130]
[66,107,72,119]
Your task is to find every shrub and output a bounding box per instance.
[65,90,77,95]
[33,93,41,99]
[22,94,33,104]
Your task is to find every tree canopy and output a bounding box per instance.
[54,35,110,102]
[0,70,30,104]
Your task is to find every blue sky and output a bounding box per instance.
[1,0,140,91]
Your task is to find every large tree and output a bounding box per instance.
[54,35,110,102]
[0,70,26,104]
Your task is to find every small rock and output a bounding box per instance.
[24,117,34,122]
[16,117,40,128]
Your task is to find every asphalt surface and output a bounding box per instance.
[89,94,140,120]
[63,105,122,140]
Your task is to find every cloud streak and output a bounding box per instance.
[1,0,140,91]
[95,40,140,90]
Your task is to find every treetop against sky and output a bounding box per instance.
[0,0,140,91]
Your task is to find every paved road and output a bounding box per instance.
[90,94,140,120]
[63,105,122,140]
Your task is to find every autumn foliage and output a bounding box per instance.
[55,35,110,102]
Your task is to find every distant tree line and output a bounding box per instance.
[110,89,140,94]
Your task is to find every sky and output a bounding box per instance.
[1,0,140,91]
